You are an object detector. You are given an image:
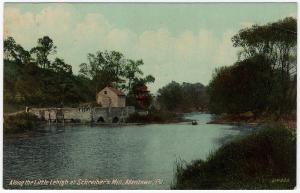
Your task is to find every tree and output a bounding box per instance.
[79,50,155,100]
[232,17,296,71]
[79,50,126,93]
[30,36,57,69]
[123,59,144,90]
[4,36,93,108]
[126,75,155,109]
[4,37,31,64]
[231,17,297,114]
[181,82,208,110]
[157,81,208,112]
[4,36,155,109]
[143,75,155,84]
[208,55,277,114]
[50,58,72,74]
[49,58,73,106]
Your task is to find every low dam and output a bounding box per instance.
[28,106,135,123]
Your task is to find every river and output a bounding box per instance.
[3,113,250,189]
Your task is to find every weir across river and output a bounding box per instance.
[27,106,135,124]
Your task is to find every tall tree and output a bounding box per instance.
[232,17,297,73]
[207,55,275,114]
[124,59,144,90]
[79,50,126,93]
[231,17,297,114]
[30,36,57,69]
[4,37,31,64]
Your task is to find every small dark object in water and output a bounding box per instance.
[192,120,198,125]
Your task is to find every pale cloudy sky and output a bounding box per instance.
[4,3,297,92]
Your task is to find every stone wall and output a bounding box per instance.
[92,107,109,122]
[28,106,135,123]
[63,107,91,122]
[92,106,135,123]
[29,108,57,120]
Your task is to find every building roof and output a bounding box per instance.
[106,87,125,96]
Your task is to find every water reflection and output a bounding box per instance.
[4,113,243,189]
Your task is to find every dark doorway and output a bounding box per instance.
[97,117,105,123]
[112,117,119,123]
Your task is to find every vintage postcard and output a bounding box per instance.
[2,1,297,190]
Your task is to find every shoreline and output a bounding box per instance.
[172,124,296,189]
[3,112,193,135]
[207,114,296,130]
[207,119,261,127]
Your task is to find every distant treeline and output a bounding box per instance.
[156,81,208,112]
[207,17,297,117]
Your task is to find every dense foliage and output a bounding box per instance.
[126,111,185,124]
[208,55,278,114]
[4,59,93,107]
[172,125,296,189]
[157,81,208,112]
[4,36,155,110]
[4,112,41,134]
[79,51,155,94]
[208,17,297,116]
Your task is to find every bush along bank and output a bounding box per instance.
[4,112,41,134]
[208,111,296,130]
[126,110,187,124]
[171,124,296,189]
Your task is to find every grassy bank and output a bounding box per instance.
[171,124,296,189]
[208,112,296,130]
[4,112,41,134]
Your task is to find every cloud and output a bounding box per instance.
[4,5,239,92]
[74,13,112,39]
[4,7,35,44]
[5,6,72,46]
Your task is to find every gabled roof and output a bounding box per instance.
[106,87,125,96]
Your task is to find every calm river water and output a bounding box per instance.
[3,113,248,189]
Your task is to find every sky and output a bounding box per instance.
[4,3,297,92]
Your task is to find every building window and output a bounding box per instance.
[104,91,107,94]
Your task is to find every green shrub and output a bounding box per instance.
[126,111,184,123]
[4,112,40,134]
[172,125,296,189]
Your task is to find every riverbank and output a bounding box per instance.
[4,112,41,134]
[3,110,191,135]
[125,111,190,124]
[208,112,296,130]
[171,123,296,189]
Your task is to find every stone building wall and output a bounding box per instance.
[96,87,126,108]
